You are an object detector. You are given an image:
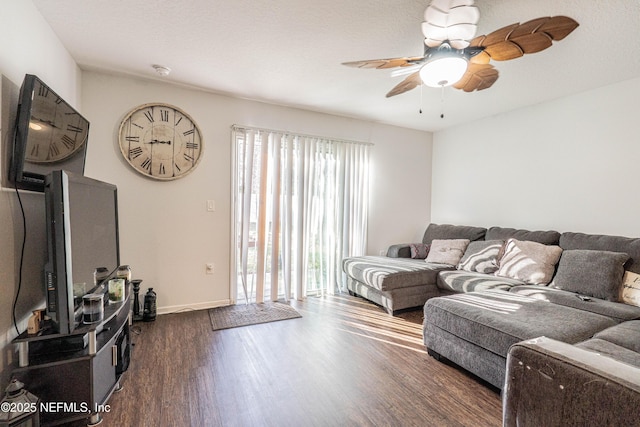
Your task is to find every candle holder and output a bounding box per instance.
[131,279,143,322]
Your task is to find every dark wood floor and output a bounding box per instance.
[99,294,501,427]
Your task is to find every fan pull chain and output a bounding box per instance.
[419,84,423,114]
[440,86,445,119]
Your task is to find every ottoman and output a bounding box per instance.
[423,290,619,388]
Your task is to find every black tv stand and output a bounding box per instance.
[12,286,131,426]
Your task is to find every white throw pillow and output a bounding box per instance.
[495,239,562,285]
[425,239,470,266]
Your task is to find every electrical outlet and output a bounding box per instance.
[206,263,215,274]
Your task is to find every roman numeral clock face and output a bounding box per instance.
[118,103,203,180]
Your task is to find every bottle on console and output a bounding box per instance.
[143,288,156,322]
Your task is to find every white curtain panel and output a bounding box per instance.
[232,126,370,303]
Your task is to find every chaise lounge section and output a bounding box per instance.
[342,223,486,314]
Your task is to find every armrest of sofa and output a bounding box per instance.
[503,337,640,427]
[386,244,411,258]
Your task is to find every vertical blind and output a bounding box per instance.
[232,125,370,303]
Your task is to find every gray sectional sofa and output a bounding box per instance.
[341,223,640,403]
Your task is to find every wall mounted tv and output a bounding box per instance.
[44,170,120,334]
[9,74,90,192]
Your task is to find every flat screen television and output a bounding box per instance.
[10,74,90,192]
[44,170,120,334]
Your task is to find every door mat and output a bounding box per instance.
[208,301,302,331]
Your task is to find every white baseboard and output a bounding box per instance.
[157,299,231,315]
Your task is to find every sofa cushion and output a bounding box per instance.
[423,290,618,358]
[342,256,450,292]
[560,232,640,274]
[421,223,486,245]
[576,321,640,368]
[485,226,560,245]
[495,239,563,285]
[509,285,640,322]
[590,320,640,353]
[575,338,640,369]
[457,240,503,274]
[426,239,470,266]
[410,243,429,259]
[437,270,524,293]
[549,250,629,301]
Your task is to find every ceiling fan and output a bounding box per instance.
[343,0,579,98]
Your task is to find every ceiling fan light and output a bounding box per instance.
[419,56,468,87]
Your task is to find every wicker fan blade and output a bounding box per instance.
[479,23,519,47]
[342,56,424,69]
[508,17,550,39]
[471,16,579,62]
[538,16,580,41]
[386,71,422,97]
[453,63,499,92]
[483,41,525,61]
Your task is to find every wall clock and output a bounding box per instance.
[118,103,203,180]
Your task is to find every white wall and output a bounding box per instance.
[0,1,82,387]
[81,71,432,313]
[431,77,640,237]
[0,2,81,110]
[367,124,433,253]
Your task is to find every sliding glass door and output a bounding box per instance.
[231,126,370,304]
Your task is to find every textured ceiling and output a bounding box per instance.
[32,0,640,132]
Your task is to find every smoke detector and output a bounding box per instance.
[152,65,171,77]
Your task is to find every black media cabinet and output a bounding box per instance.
[12,286,131,426]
